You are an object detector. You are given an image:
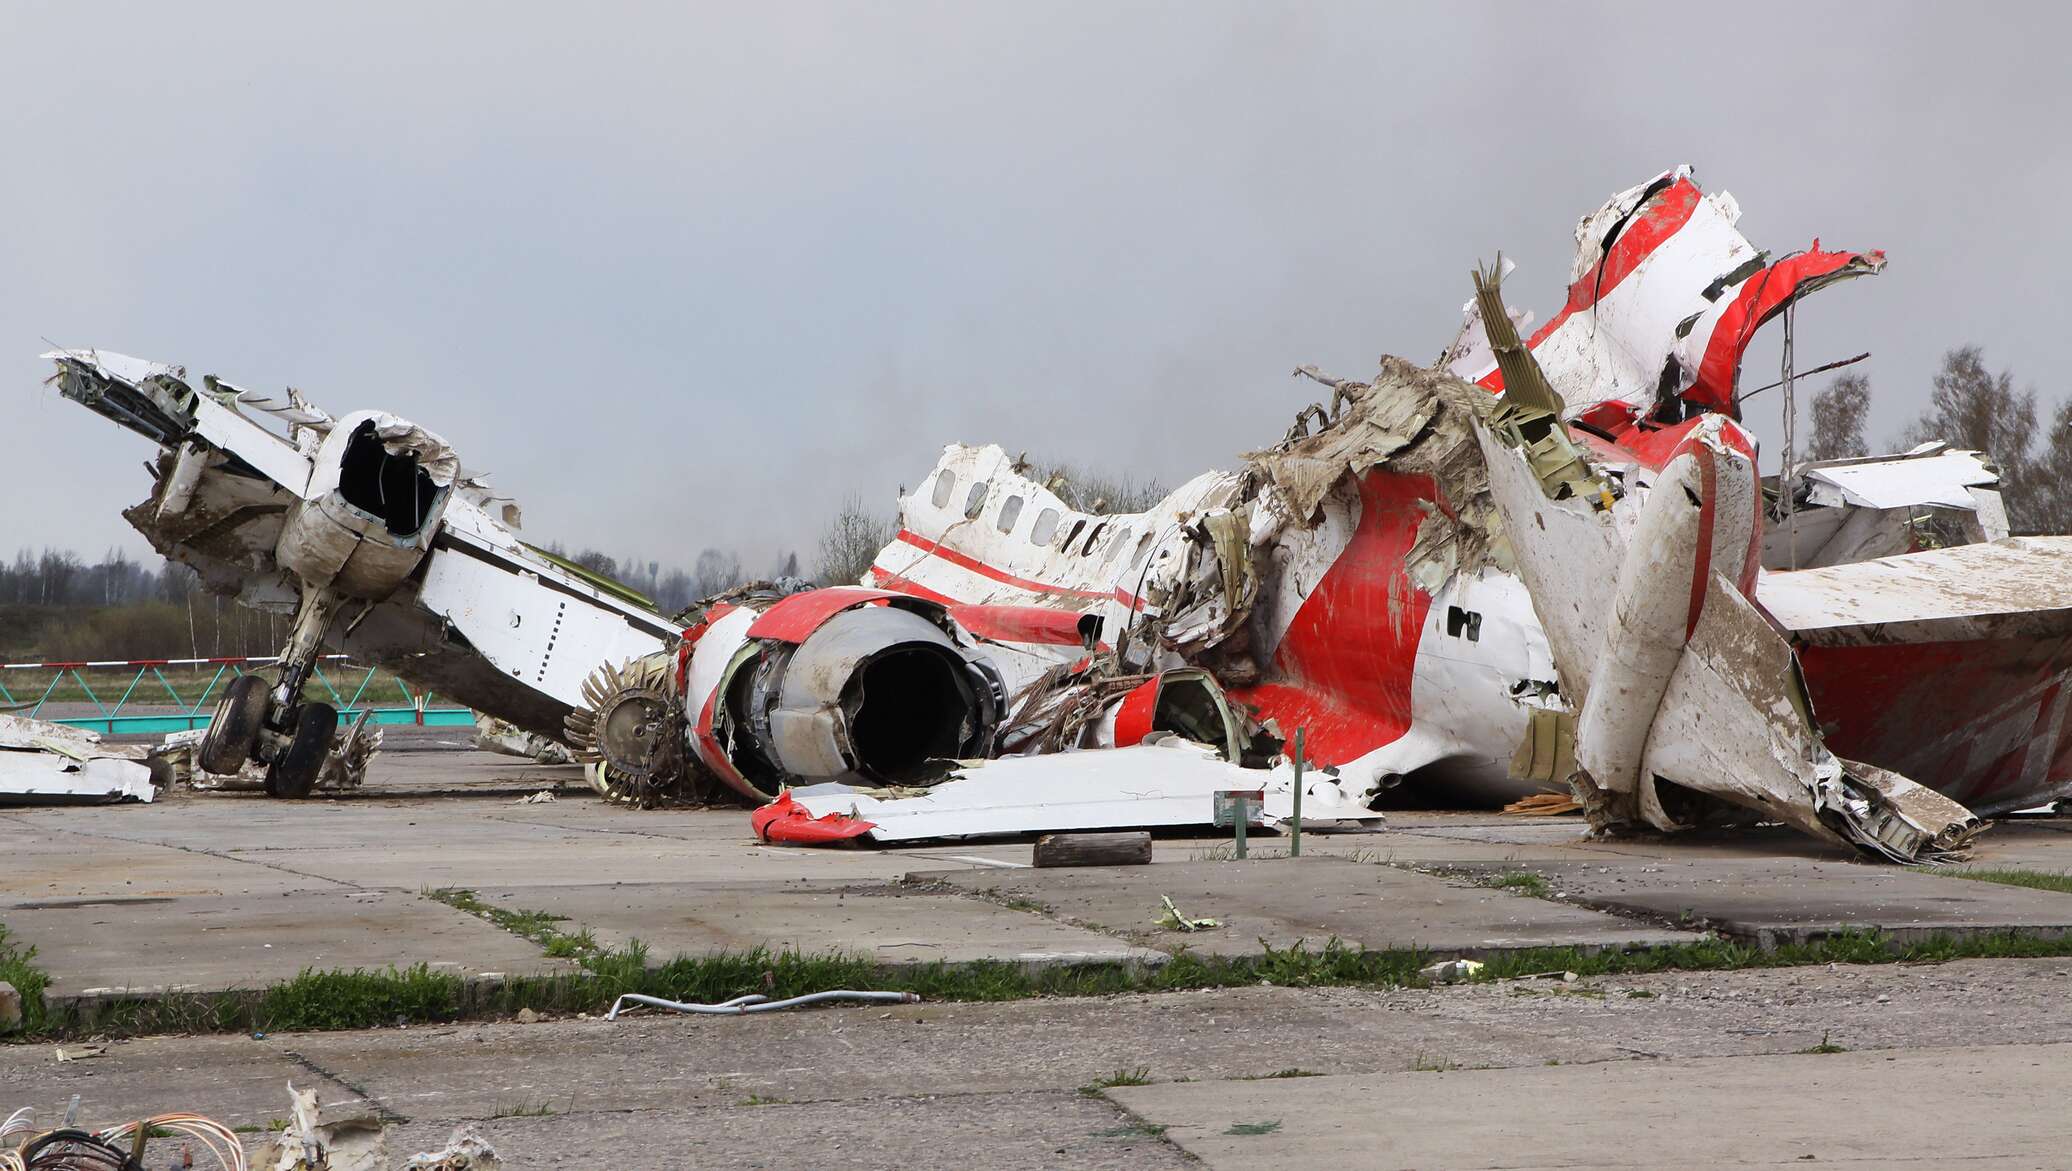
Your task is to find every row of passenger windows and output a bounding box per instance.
[929,468,1157,568]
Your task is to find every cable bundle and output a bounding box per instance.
[1,1110,246,1171]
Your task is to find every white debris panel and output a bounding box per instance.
[755,736,1381,843]
[0,714,156,805]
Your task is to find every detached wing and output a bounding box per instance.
[1761,538,2072,814]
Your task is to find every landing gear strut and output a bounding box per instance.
[196,586,344,798]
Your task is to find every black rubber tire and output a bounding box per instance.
[199,675,269,775]
[267,701,337,799]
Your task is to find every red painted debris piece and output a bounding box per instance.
[745,587,907,643]
[751,790,876,844]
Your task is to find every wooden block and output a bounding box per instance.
[1032,831,1153,868]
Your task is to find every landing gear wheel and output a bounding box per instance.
[199,675,269,775]
[267,701,337,798]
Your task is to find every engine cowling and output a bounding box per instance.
[275,413,455,600]
[683,588,1004,802]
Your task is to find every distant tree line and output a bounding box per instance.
[1801,345,2066,531]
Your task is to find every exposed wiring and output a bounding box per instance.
[1,1109,246,1171]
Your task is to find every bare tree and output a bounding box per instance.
[1903,346,2039,524]
[653,568,696,613]
[1804,372,1872,463]
[569,548,619,579]
[692,548,744,598]
[1025,461,1167,514]
[2025,400,2072,535]
[815,494,892,586]
[1903,347,2038,456]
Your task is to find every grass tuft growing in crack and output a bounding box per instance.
[1930,868,2072,896]
[28,927,2072,1042]
[1800,1029,1847,1054]
[1486,871,1554,899]
[425,888,602,962]
[0,923,51,1034]
[1079,1068,1153,1096]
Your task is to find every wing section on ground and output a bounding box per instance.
[1762,538,2072,813]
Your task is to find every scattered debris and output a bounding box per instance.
[756,737,1380,845]
[252,1083,385,1171]
[0,715,156,806]
[472,714,573,765]
[1420,959,1486,984]
[510,791,557,805]
[1502,790,1582,816]
[1157,895,1222,932]
[604,990,921,1020]
[402,1127,499,1171]
[160,712,379,794]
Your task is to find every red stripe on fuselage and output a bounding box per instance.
[1687,248,1874,411]
[1227,469,1436,767]
[1684,444,1717,643]
[878,530,1147,611]
[1478,177,1705,391]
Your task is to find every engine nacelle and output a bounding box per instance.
[275,412,455,600]
[683,589,1003,802]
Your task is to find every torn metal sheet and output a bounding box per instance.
[0,715,156,805]
[474,713,574,765]
[1445,165,1885,417]
[1800,446,2000,511]
[759,736,1382,844]
[1762,444,2008,569]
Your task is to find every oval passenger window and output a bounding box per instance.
[1105,529,1132,565]
[1130,533,1154,568]
[996,495,1024,534]
[1030,508,1059,546]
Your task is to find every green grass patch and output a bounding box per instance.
[425,888,601,963]
[0,923,50,1034]
[1225,1120,1282,1136]
[1487,871,1554,899]
[25,925,2072,1042]
[1078,1067,1153,1096]
[1800,1030,1847,1054]
[1933,867,2072,896]
[1239,1068,1322,1080]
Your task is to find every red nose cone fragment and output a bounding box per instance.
[751,790,877,844]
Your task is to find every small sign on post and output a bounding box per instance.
[1214,788,1265,859]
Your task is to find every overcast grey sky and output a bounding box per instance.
[4,2,2066,571]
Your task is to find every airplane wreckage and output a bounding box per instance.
[37,165,2072,863]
